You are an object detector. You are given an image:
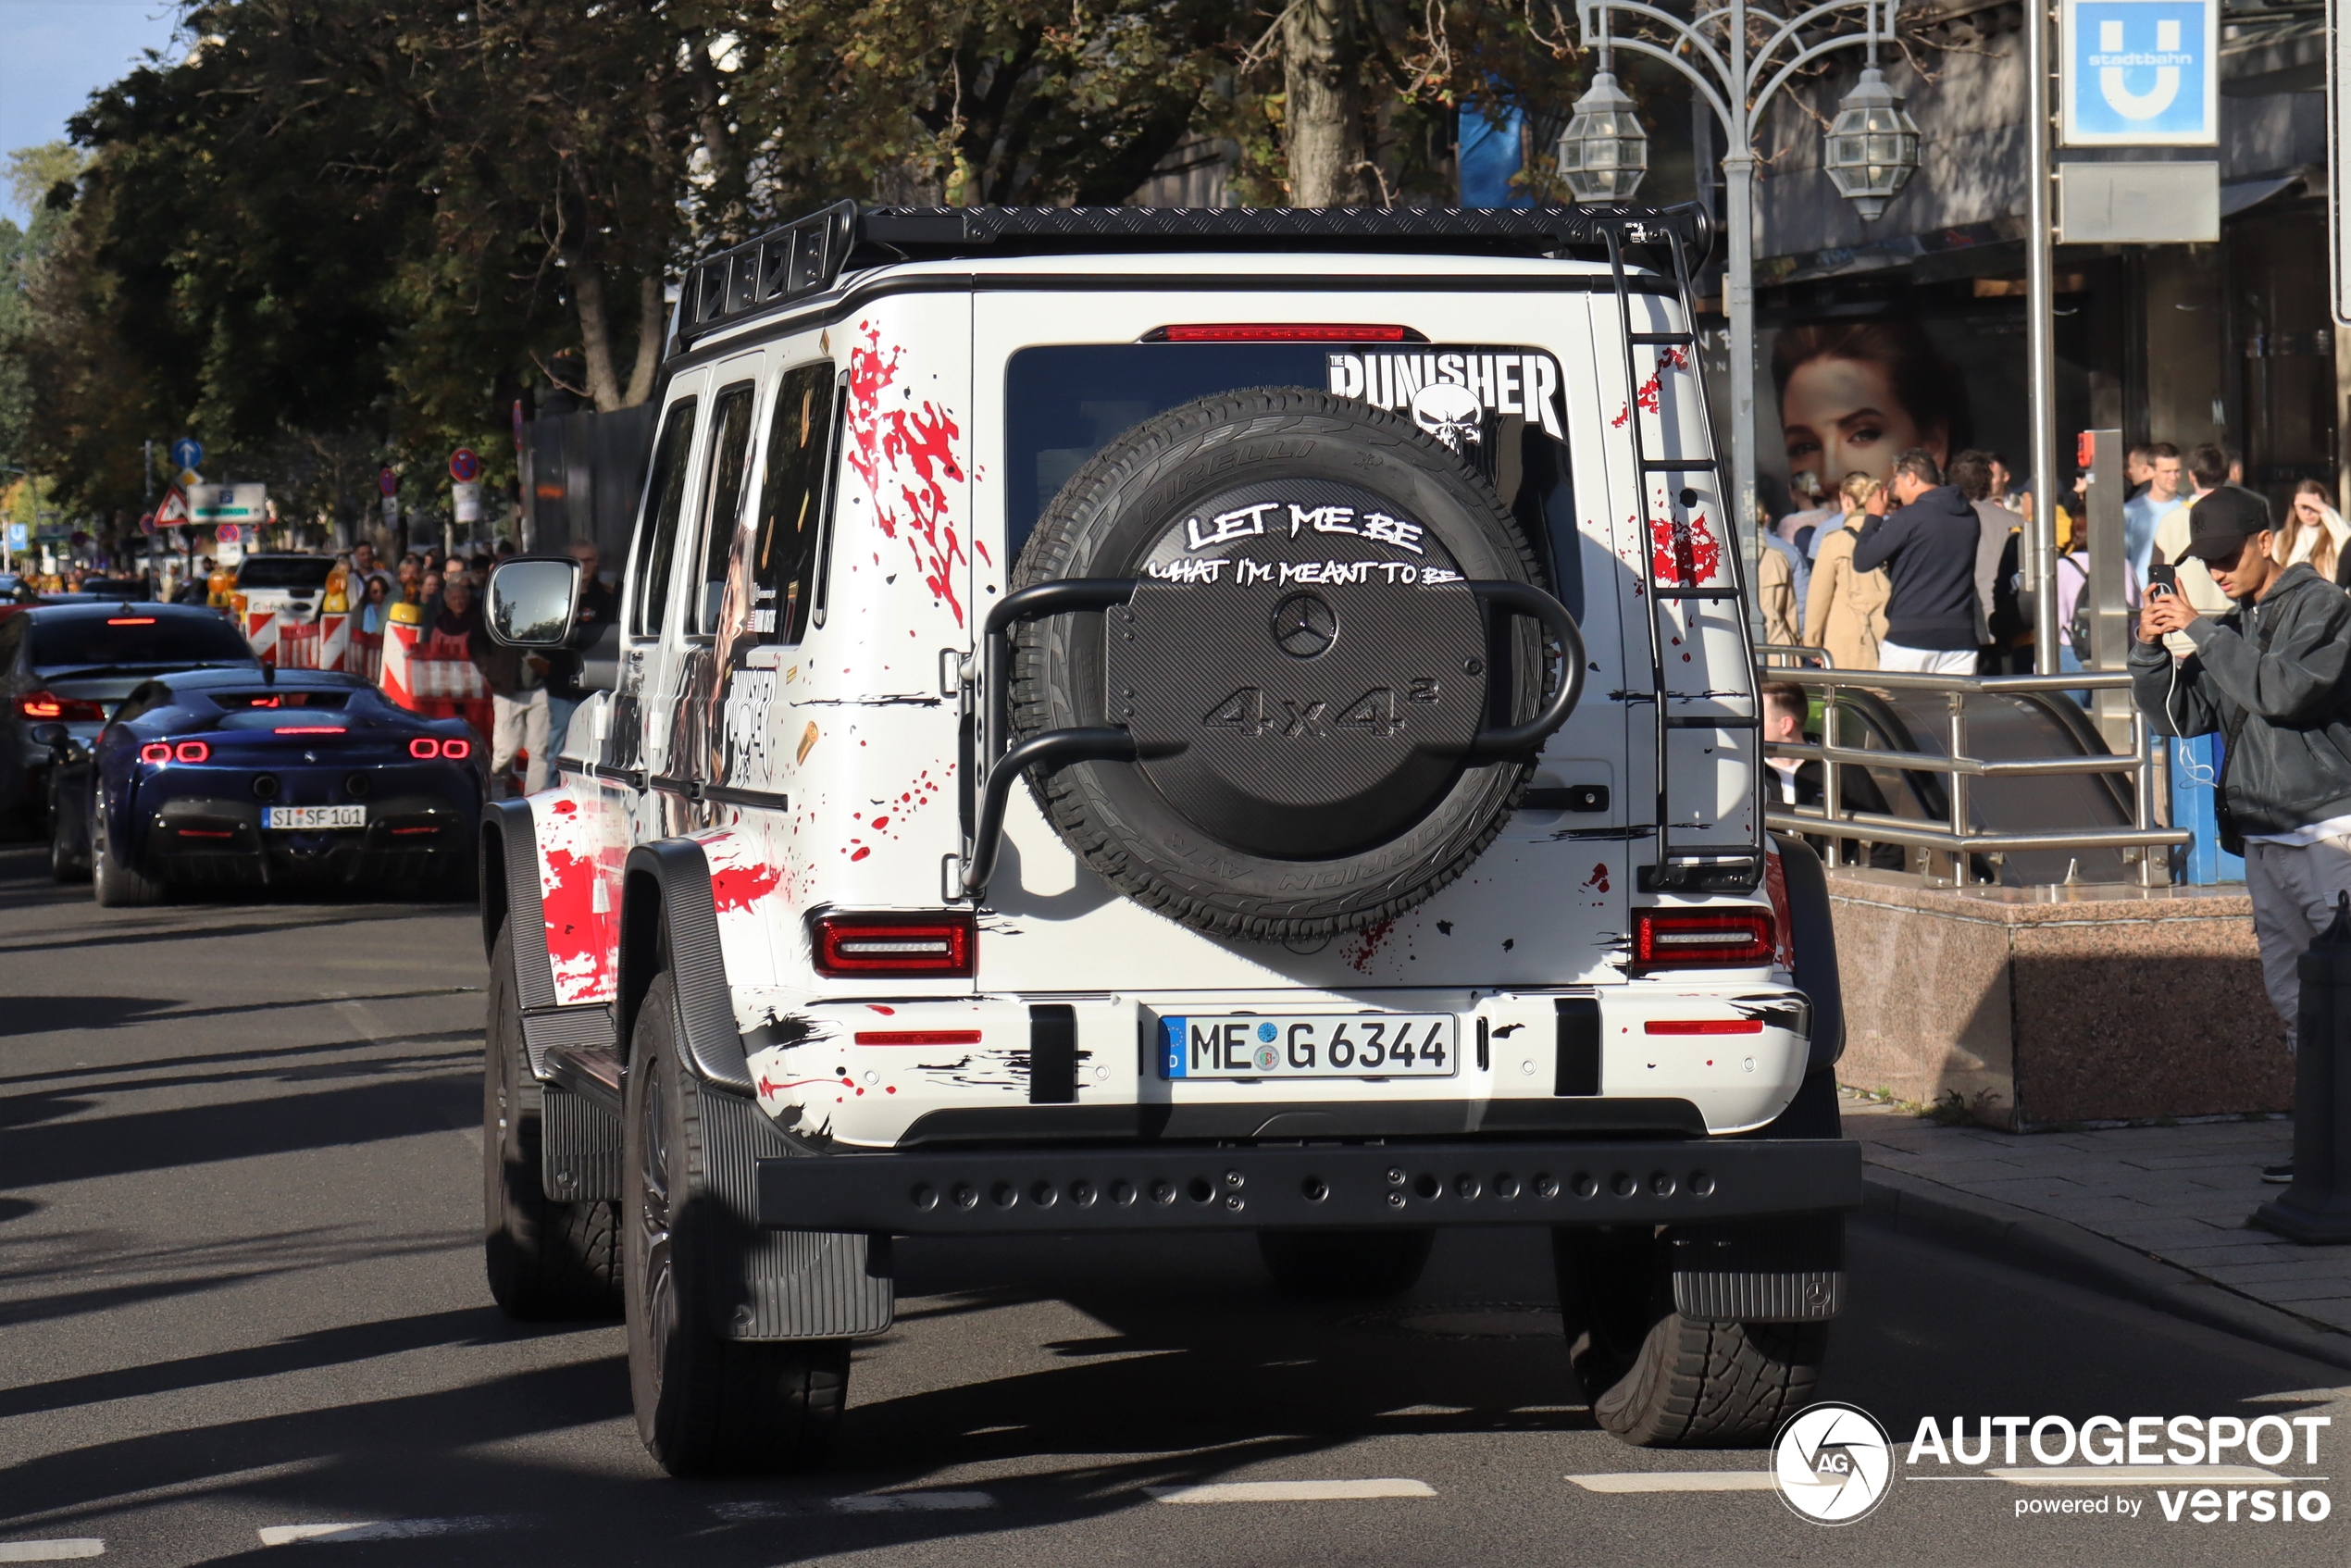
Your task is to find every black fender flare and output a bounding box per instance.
[618,838,754,1094]
[1772,830,1844,1073]
[479,800,558,1012]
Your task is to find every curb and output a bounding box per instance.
[1860,1164,2351,1375]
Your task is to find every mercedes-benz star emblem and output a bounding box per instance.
[1270,591,1338,659]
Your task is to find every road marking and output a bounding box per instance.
[1377,1404,1474,1417]
[711,1492,997,1520]
[1989,1465,2285,1487]
[0,1543,105,1562]
[1568,1472,1778,1493]
[257,1517,516,1546]
[1146,1480,1437,1504]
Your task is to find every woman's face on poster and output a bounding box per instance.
[1779,355,1946,491]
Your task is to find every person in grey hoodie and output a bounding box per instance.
[1848,449,1984,673]
[2135,485,2351,1179]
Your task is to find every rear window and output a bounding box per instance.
[236,557,335,591]
[31,615,255,669]
[1003,342,1578,614]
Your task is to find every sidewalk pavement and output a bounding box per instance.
[1843,1089,2351,1369]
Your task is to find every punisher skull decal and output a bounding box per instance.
[1410,381,1486,452]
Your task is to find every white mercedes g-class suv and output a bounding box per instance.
[476,201,1858,1475]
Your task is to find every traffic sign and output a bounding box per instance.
[2061,0,2218,147]
[378,467,399,498]
[6,523,26,550]
[169,437,204,471]
[217,523,242,545]
[449,448,481,484]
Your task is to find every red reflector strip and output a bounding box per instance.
[106,616,157,625]
[1644,1019,1765,1035]
[853,1029,982,1046]
[177,828,233,840]
[1159,322,1410,342]
[390,826,439,836]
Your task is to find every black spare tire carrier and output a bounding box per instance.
[960,387,1588,941]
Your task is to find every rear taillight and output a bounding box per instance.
[812,913,975,978]
[17,692,105,722]
[274,726,344,735]
[1152,323,1414,342]
[139,742,170,765]
[1632,908,1774,967]
[442,737,472,760]
[174,740,209,764]
[410,738,439,758]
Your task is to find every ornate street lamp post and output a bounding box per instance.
[1557,21,1650,202]
[1566,0,1917,556]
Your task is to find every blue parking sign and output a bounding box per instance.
[2062,0,2217,145]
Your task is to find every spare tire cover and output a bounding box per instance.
[1009,387,1557,942]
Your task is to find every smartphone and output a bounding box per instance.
[2146,562,2178,599]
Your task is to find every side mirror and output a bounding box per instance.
[28,722,68,750]
[485,556,581,648]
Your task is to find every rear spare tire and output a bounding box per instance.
[1011,388,1575,941]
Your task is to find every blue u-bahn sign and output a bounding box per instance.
[2061,0,2218,146]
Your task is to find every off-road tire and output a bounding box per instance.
[91,783,163,906]
[1259,1229,1435,1298]
[625,971,848,1475]
[1554,1227,1828,1447]
[1011,387,1556,942]
[482,923,620,1320]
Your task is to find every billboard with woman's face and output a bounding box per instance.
[1762,306,2028,510]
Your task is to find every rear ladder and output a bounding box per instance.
[1597,217,1763,893]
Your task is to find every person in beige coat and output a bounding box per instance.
[1803,472,1892,669]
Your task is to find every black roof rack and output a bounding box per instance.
[669,201,1713,356]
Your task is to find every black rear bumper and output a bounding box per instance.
[757,1137,1862,1236]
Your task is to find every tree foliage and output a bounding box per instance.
[6,0,1606,527]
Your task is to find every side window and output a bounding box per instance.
[749,362,842,644]
[0,616,22,673]
[694,380,760,635]
[630,397,699,637]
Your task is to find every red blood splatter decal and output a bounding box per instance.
[711,861,782,914]
[1342,920,1396,973]
[1610,346,1690,428]
[1648,511,1723,587]
[1581,862,1611,892]
[539,844,616,1001]
[850,845,871,862]
[846,322,970,626]
[552,799,577,815]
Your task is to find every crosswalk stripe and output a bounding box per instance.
[257,1517,517,1546]
[712,1492,997,1520]
[1568,1472,1778,1493]
[1146,1480,1437,1503]
[0,1544,105,1562]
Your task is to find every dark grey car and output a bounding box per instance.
[0,602,258,827]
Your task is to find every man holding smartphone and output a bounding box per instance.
[2134,487,2351,1181]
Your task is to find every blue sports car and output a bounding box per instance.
[42,667,483,904]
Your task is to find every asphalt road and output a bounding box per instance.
[2,838,2346,1567]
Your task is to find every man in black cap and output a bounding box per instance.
[2135,485,2351,1182]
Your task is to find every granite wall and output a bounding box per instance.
[1824,870,2291,1129]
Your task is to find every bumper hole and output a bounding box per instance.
[1150,1179,1175,1205]
[1455,1174,1481,1200]
[1185,1176,1213,1203]
[1689,1170,1715,1197]
[1649,1171,1675,1197]
[990,1181,1017,1208]
[1611,1171,1637,1198]
[951,1182,976,1209]
[1412,1172,1439,1200]
[344,772,370,798]
[1029,1179,1058,1208]
[1494,1173,1520,1200]
[1111,1179,1136,1206]
[1572,1172,1598,1199]
[251,775,279,800]
[910,1183,938,1212]
[1069,1179,1095,1206]
[1300,1176,1329,1202]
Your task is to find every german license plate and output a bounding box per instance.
[265,804,367,830]
[1160,1014,1458,1079]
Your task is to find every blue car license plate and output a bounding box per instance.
[1160,1014,1457,1079]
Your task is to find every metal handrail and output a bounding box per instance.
[1755,664,2189,888]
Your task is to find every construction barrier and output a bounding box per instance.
[275,615,382,681]
[378,617,491,739]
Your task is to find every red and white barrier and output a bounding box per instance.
[275,614,379,680]
[378,618,491,739]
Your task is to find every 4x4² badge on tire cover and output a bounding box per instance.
[1109,477,1489,861]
